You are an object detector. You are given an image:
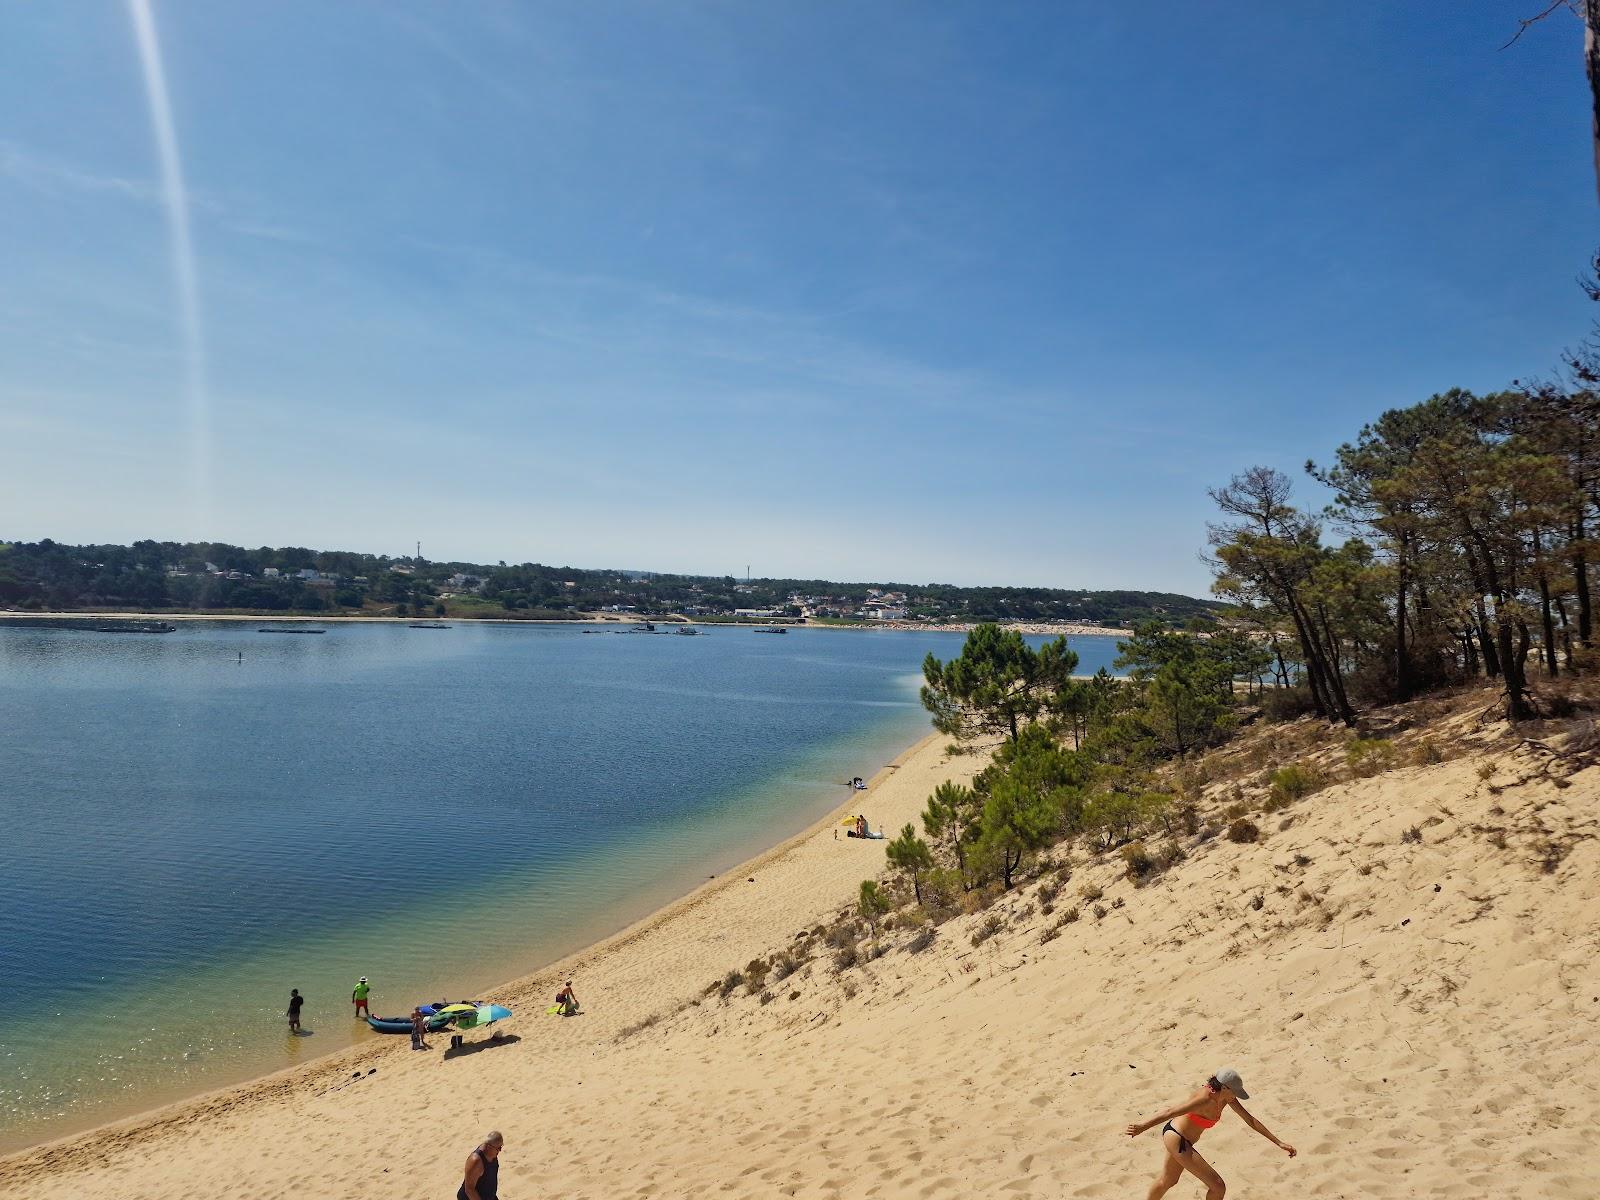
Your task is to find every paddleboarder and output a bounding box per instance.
[352,976,370,1018]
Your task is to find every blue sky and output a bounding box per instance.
[0,2,1592,594]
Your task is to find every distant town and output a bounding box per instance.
[0,539,1223,628]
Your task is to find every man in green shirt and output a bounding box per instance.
[352,976,371,1018]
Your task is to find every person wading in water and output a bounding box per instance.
[1125,1068,1295,1199]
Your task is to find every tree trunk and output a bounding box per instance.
[1314,604,1357,726]
[1285,602,1332,719]
[1394,550,1412,700]
[1474,595,1500,677]
[1587,0,1600,205]
[1497,617,1533,722]
[1539,572,1559,677]
[1575,536,1593,652]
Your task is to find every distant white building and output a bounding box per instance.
[869,605,908,621]
[296,568,319,581]
[733,608,775,619]
[262,567,280,579]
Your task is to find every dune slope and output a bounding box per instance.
[5,709,1598,1198]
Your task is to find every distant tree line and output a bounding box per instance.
[0,539,1220,626]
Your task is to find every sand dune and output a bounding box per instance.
[5,709,1597,1199]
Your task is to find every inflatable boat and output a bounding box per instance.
[365,1011,453,1035]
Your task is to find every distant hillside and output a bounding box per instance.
[0,539,1224,627]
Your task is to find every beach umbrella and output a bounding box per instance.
[439,1002,513,1029]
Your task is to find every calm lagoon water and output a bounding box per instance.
[0,621,1125,1149]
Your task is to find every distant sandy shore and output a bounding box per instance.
[1,610,1133,637]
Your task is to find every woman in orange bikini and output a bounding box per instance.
[1125,1068,1295,1199]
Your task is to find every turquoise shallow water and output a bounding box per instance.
[0,621,1125,1150]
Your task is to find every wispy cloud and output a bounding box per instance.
[399,233,985,408]
[0,140,161,204]
[219,219,317,245]
[385,9,536,109]
[0,139,313,247]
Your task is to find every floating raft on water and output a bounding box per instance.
[0,616,176,634]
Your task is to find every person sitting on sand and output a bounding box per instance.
[457,1130,503,1200]
[555,980,580,1016]
[1125,1068,1295,1200]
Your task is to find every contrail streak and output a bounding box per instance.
[128,0,211,529]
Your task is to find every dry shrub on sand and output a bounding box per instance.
[1227,819,1260,844]
[970,913,1004,947]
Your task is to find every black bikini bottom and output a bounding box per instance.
[1162,1122,1192,1155]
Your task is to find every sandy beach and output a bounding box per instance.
[0,729,980,1197]
[6,701,1594,1198]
